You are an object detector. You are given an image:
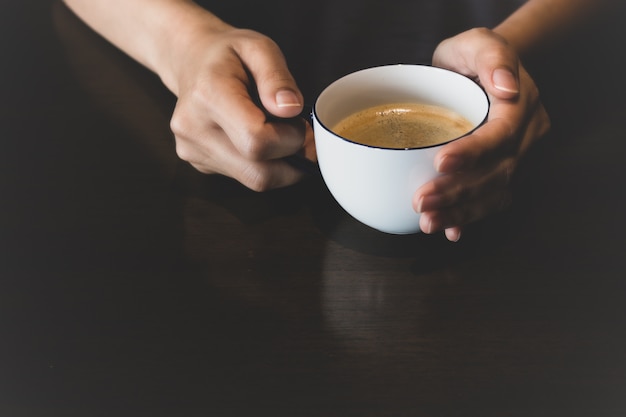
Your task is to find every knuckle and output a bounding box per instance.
[174,139,218,175]
[238,120,275,161]
[170,118,195,164]
[189,162,214,175]
[239,31,279,56]
[238,128,265,160]
[188,77,218,110]
[169,102,186,132]
[170,110,200,161]
[468,27,492,38]
[169,112,188,138]
[174,141,191,162]
[239,164,273,192]
[252,32,280,51]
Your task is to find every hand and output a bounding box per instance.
[168,23,314,191]
[413,28,550,241]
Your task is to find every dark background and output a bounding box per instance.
[1,1,626,416]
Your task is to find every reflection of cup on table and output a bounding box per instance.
[313,64,489,234]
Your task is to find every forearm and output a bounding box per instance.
[494,0,611,59]
[62,0,229,94]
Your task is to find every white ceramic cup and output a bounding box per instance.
[313,64,489,234]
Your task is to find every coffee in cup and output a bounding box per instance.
[332,102,474,149]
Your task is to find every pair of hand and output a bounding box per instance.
[168,25,550,241]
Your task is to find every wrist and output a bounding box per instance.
[152,2,230,96]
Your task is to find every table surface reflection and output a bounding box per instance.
[2,1,626,416]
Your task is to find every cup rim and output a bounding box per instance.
[313,64,490,151]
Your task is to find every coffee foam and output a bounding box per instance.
[332,102,474,148]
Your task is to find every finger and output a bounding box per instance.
[234,159,307,191]
[435,68,547,175]
[414,157,514,212]
[419,187,512,235]
[474,43,520,100]
[435,28,520,100]
[434,112,518,173]
[234,32,304,119]
[197,70,306,162]
[174,111,305,191]
[206,131,307,190]
[444,227,462,242]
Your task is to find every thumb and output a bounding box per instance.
[243,39,303,118]
[489,67,520,99]
[476,43,521,100]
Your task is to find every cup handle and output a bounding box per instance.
[283,104,319,175]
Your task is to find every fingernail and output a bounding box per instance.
[276,89,301,108]
[492,68,519,94]
[415,195,424,213]
[420,214,433,234]
[445,228,462,242]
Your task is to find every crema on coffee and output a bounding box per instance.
[332,102,474,148]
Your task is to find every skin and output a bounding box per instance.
[62,0,609,240]
[414,27,549,243]
[63,0,310,191]
[414,0,611,242]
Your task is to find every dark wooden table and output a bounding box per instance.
[2,1,626,416]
